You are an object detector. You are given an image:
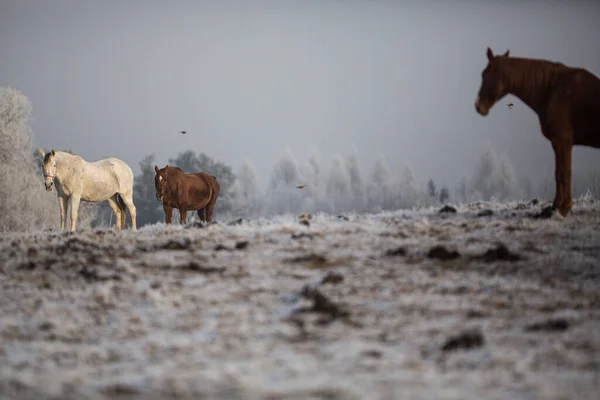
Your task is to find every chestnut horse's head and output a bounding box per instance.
[154,165,170,201]
[475,47,511,116]
[38,148,57,191]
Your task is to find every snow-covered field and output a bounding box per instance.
[1,197,599,400]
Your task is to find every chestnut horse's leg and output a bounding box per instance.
[552,139,574,216]
[180,208,188,224]
[205,191,219,223]
[197,207,207,223]
[163,204,173,224]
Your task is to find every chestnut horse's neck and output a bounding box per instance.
[502,57,566,114]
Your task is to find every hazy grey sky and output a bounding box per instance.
[1,0,599,189]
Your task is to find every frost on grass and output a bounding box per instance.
[0,196,599,399]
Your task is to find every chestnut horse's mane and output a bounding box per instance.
[501,56,568,93]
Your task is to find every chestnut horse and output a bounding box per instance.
[154,165,220,224]
[475,47,600,217]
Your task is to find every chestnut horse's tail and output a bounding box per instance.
[116,194,127,228]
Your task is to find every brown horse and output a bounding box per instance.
[154,165,220,224]
[475,47,600,217]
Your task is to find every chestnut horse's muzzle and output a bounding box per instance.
[474,97,490,116]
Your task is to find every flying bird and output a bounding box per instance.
[180,130,187,134]
[296,184,307,189]
[507,103,514,109]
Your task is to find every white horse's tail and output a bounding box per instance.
[116,194,127,228]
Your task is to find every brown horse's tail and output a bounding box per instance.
[116,194,127,228]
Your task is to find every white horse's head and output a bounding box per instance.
[38,149,57,191]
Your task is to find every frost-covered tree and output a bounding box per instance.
[346,149,365,211]
[266,147,306,215]
[231,159,261,217]
[427,179,437,199]
[326,154,352,213]
[367,154,393,212]
[470,148,521,201]
[0,87,99,232]
[133,153,163,227]
[439,187,450,204]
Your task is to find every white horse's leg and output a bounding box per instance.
[58,196,68,230]
[70,194,81,231]
[120,192,137,231]
[107,195,123,230]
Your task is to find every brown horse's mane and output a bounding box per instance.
[503,56,567,86]
[496,56,573,111]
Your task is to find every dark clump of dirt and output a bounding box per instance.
[525,318,569,332]
[299,219,310,227]
[531,198,539,205]
[439,205,457,214]
[477,209,494,217]
[475,244,522,262]
[161,238,192,250]
[385,247,406,257]
[533,206,555,220]
[291,232,313,240]
[214,244,229,251]
[79,267,122,282]
[235,241,249,250]
[362,350,383,359]
[298,285,349,321]
[286,254,327,264]
[187,261,224,274]
[320,272,344,285]
[337,215,350,221]
[427,245,460,260]
[441,328,485,352]
[227,218,244,226]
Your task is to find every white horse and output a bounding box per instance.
[38,149,137,231]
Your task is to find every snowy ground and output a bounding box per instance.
[1,197,599,400]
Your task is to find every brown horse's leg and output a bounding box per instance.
[180,208,187,224]
[206,181,220,222]
[206,196,218,223]
[197,207,206,223]
[163,204,172,224]
[552,139,573,216]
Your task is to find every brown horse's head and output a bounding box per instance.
[475,47,510,116]
[154,165,170,201]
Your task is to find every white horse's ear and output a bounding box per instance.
[51,149,55,156]
[38,148,45,158]
[154,165,159,174]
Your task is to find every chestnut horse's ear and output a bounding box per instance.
[502,49,510,57]
[38,148,45,158]
[486,47,494,61]
[154,165,159,174]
